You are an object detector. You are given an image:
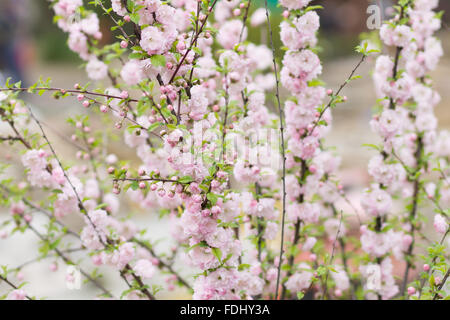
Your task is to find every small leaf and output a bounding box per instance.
[150,55,166,67]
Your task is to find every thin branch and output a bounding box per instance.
[0,87,139,102]
[0,136,21,143]
[11,247,86,272]
[132,238,192,291]
[113,177,192,184]
[0,275,33,300]
[322,210,344,300]
[401,136,424,296]
[0,183,79,238]
[307,54,366,137]
[220,73,230,161]
[432,266,450,300]
[26,223,113,298]
[239,0,251,43]
[25,106,155,299]
[168,0,219,84]
[263,0,286,300]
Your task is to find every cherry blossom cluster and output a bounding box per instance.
[0,0,448,301]
[278,0,357,299]
[361,0,448,299]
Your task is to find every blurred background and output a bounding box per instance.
[0,0,449,299]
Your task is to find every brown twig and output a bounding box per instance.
[263,0,286,300]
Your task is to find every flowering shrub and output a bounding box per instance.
[0,0,448,300]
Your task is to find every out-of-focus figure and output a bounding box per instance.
[0,0,35,85]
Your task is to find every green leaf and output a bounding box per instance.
[178,176,193,184]
[206,193,218,205]
[130,181,139,190]
[150,55,166,67]
[212,247,222,262]
[238,264,251,271]
[147,122,161,132]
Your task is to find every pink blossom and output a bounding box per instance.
[120,60,145,85]
[433,214,448,234]
[284,263,313,292]
[217,20,246,49]
[279,0,312,10]
[140,26,166,54]
[361,185,392,217]
[133,259,156,279]
[7,289,27,300]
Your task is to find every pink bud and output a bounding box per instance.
[175,184,183,194]
[66,274,75,283]
[176,41,186,52]
[100,105,108,113]
[49,263,58,272]
[211,206,222,215]
[120,91,129,99]
[216,171,227,179]
[423,264,430,272]
[282,10,289,18]
[327,89,333,95]
[120,41,128,49]
[92,255,103,266]
[211,180,220,189]
[124,15,131,22]
[38,149,47,158]
[77,94,84,101]
[139,182,146,189]
[360,225,368,234]
[407,287,416,295]
[192,194,202,203]
[107,167,115,174]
